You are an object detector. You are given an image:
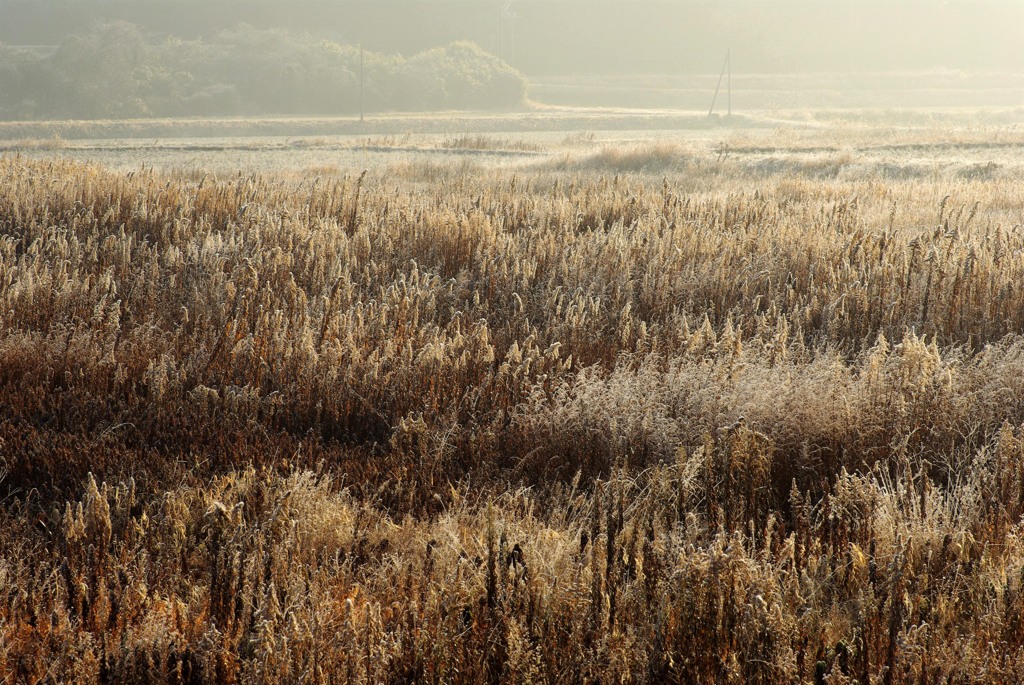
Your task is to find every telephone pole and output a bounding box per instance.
[499,1,516,65]
[708,48,731,117]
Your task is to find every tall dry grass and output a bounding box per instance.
[2,152,1024,682]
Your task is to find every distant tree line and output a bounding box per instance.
[4,1,1023,79]
[0,22,527,120]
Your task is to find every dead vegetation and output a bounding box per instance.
[3,150,1024,682]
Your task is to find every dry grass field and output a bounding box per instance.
[4,117,1024,683]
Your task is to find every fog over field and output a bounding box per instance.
[0,0,1022,121]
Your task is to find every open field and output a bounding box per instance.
[4,114,1024,682]
[6,107,1024,181]
[532,70,1024,111]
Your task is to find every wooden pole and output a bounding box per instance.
[708,50,730,117]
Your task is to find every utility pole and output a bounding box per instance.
[499,1,515,65]
[708,48,731,117]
